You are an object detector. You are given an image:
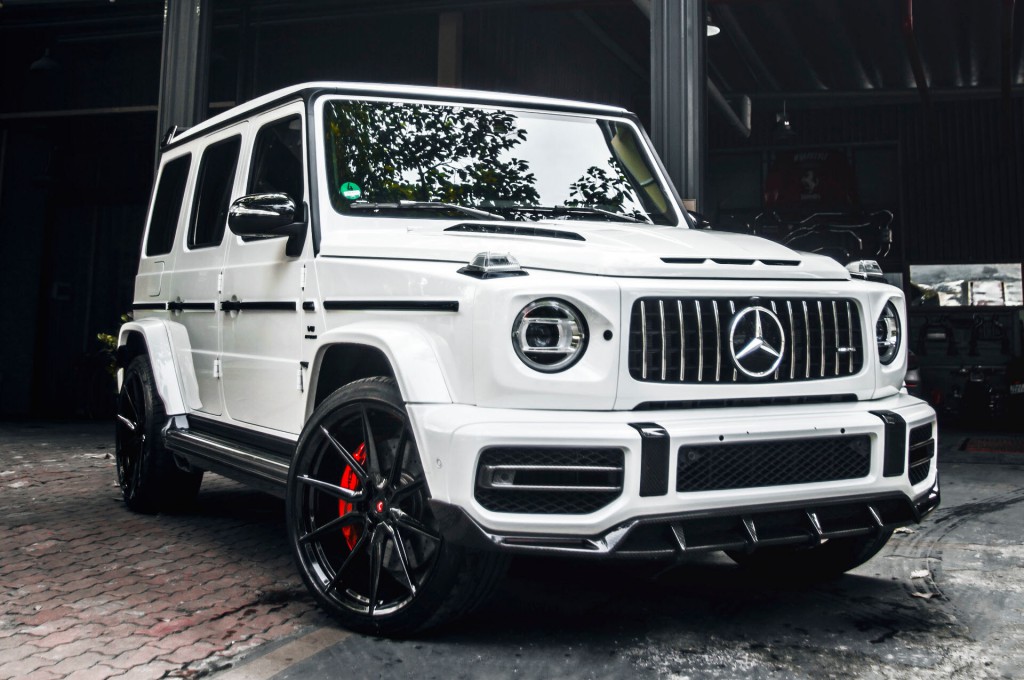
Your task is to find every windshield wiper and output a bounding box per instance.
[349,200,505,221]
[511,204,646,224]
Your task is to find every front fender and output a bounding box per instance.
[313,321,453,405]
[118,318,201,415]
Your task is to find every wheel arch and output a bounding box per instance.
[117,318,201,415]
[307,325,453,417]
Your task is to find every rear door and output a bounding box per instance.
[166,126,244,416]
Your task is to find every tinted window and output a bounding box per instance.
[188,136,241,249]
[248,115,304,201]
[145,155,191,256]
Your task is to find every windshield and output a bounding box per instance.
[321,98,678,226]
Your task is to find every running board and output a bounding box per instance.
[164,417,292,497]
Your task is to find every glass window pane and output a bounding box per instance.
[189,136,241,249]
[322,99,676,225]
[248,115,304,201]
[145,155,191,257]
[910,263,1023,307]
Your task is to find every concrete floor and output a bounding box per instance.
[1,422,1022,679]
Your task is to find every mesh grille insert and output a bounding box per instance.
[475,447,624,514]
[677,435,871,492]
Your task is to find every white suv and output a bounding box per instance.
[117,82,939,635]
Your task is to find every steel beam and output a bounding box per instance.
[650,0,706,211]
[156,0,212,146]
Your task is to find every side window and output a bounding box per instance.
[248,115,304,201]
[188,135,241,249]
[145,154,191,257]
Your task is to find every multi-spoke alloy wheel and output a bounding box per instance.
[115,356,202,513]
[287,377,507,635]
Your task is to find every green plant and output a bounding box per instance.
[97,313,132,377]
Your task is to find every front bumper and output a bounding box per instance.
[408,392,938,541]
[430,483,940,558]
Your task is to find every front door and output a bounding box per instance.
[220,105,309,434]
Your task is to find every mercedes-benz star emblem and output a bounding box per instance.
[729,306,786,378]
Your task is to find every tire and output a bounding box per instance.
[726,529,894,581]
[115,355,203,513]
[286,377,507,636]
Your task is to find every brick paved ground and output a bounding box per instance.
[0,421,330,680]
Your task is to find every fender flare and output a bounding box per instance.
[312,322,453,405]
[118,318,201,415]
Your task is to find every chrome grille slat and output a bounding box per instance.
[787,301,795,380]
[678,300,685,381]
[730,301,738,382]
[832,301,840,376]
[630,297,864,385]
[640,300,648,380]
[771,301,780,381]
[696,300,704,382]
[659,300,667,381]
[713,300,721,382]
[803,301,810,379]
[846,301,854,373]
[817,301,825,378]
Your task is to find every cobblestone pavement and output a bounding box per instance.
[3,421,1023,680]
[0,421,330,680]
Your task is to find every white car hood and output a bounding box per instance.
[318,219,851,281]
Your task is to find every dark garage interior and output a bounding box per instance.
[0,0,1021,424]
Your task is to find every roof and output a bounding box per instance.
[167,81,632,147]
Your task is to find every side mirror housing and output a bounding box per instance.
[687,210,713,229]
[228,193,307,256]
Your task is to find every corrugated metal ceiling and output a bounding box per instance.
[708,0,1023,97]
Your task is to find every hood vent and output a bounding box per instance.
[662,257,801,267]
[445,223,585,241]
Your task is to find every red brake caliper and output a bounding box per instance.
[339,442,367,551]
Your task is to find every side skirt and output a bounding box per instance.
[163,415,295,498]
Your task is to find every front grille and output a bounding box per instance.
[676,435,871,492]
[475,447,624,514]
[629,297,864,384]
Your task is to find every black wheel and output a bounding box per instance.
[287,377,507,636]
[726,529,894,580]
[115,355,203,513]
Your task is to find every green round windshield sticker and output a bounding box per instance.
[339,182,362,200]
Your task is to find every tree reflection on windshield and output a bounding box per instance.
[325,101,539,211]
[566,158,649,222]
[323,99,674,225]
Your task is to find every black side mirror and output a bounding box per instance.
[228,193,307,256]
[687,210,713,229]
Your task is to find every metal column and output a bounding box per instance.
[156,0,212,145]
[650,0,706,212]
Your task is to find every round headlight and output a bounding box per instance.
[876,301,901,365]
[512,299,588,372]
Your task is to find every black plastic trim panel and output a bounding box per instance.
[629,422,670,497]
[168,301,217,312]
[132,302,167,311]
[323,300,460,312]
[634,395,857,410]
[446,223,585,241]
[221,301,297,312]
[871,410,908,478]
